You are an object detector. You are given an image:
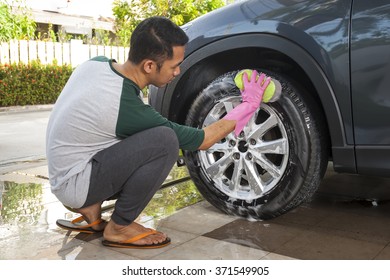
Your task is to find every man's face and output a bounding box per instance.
[151,46,185,88]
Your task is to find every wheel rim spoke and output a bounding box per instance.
[253,138,288,155]
[243,159,264,195]
[223,101,235,113]
[229,157,244,191]
[207,142,230,153]
[205,153,233,179]
[252,150,282,179]
[247,113,279,139]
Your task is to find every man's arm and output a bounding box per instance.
[198,119,236,150]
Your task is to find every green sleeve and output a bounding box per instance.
[116,80,204,151]
[90,56,110,62]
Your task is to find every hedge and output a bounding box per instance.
[0,61,73,107]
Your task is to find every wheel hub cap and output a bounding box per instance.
[237,141,248,153]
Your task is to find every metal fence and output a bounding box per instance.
[0,39,129,67]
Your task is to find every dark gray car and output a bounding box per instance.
[149,0,390,219]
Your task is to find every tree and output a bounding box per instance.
[0,0,36,42]
[112,0,226,46]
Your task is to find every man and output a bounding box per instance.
[46,16,270,249]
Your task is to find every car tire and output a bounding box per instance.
[184,70,329,220]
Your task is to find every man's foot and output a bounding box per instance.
[103,220,169,248]
[73,202,107,232]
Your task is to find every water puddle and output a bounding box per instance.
[0,165,203,259]
[102,165,203,228]
[0,181,44,226]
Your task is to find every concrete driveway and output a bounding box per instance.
[0,106,52,173]
[1,107,390,280]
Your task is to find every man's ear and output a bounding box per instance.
[143,60,155,74]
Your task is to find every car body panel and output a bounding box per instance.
[181,0,354,141]
[351,0,390,174]
[149,0,390,177]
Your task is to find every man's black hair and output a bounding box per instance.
[128,16,189,69]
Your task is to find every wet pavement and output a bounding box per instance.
[2,107,390,262]
[1,160,390,260]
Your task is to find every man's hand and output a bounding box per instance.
[223,70,271,136]
[241,71,271,107]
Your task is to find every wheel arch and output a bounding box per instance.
[163,33,355,172]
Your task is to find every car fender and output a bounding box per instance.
[162,33,355,173]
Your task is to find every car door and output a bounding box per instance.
[351,0,390,175]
